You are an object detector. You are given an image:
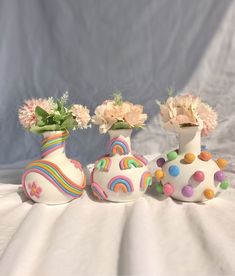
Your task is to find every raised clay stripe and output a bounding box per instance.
[119,156,143,170]
[41,131,69,144]
[108,175,134,192]
[41,131,69,157]
[27,161,86,190]
[133,154,148,166]
[106,138,130,155]
[95,157,112,172]
[41,144,65,157]
[91,182,107,200]
[140,171,152,190]
[23,160,86,197]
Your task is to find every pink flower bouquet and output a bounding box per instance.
[92,93,148,133]
[158,92,217,136]
[19,92,91,134]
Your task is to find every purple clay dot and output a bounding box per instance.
[182,185,194,198]
[214,170,225,182]
[156,157,165,168]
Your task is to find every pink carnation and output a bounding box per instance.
[92,100,148,133]
[71,104,91,129]
[19,98,53,129]
[198,102,217,136]
[159,93,218,136]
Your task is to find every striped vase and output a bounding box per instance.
[22,131,86,204]
[91,129,152,202]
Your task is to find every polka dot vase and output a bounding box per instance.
[154,126,229,202]
[91,129,152,202]
[22,131,86,204]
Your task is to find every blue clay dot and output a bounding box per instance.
[168,165,180,177]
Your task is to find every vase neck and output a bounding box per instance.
[107,129,132,156]
[178,127,201,155]
[41,131,69,158]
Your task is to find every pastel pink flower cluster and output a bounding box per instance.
[71,104,91,129]
[92,100,148,133]
[159,94,217,136]
[19,98,53,129]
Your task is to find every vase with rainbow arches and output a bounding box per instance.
[22,131,86,204]
[90,129,152,202]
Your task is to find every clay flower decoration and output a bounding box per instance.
[19,92,91,134]
[28,182,42,198]
[92,92,148,133]
[157,90,218,136]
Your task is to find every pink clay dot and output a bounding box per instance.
[193,171,205,182]
[163,183,174,196]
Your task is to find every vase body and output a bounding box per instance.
[156,126,229,202]
[91,129,152,202]
[22,131,86,204]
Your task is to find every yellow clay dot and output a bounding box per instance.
[154,169,164,181]
[184,153,195,164]
[216,158,228,169]
[204,188,215,200]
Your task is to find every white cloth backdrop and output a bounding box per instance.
[1,0,235,275]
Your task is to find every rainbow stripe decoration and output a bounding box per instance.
[106,138,130,156]
[90,168,95,184]
[22,160,86,198]
[108,175,134,193]
[140,171,152,190]
[119,156,143,170]
[95,157,112,172]
[41,131,69,157]
[91,182,107,200]
[133,154,148,166]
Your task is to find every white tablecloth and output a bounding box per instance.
[0,165,235,276]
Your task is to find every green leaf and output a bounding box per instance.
[111,121,131,130]
[30,124,59,134]
[167,86,174,97]
[113,91,123,106]
[61,116,75,129]
[35,106,49,117]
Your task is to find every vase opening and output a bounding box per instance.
[178,126,201,155]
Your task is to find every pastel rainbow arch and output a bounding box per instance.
[91,182,107,200]
[22,160,86,198]
[95,157,112,172]
[140,171,152,190]
[119,156,143,170]
[107,138,130,156]
[41,131,69,157]
[108,175,134,193]
[133,154,148,166]
[90,168,95,184]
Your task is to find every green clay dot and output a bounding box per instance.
[167,151,178,161]
[220,180,229,190]
[156,183,163,194]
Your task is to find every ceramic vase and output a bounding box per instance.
[155,126,229,202]
[91,129,152,202]
[22,131,86,204]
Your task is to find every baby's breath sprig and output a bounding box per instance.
[113,91,123,106]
